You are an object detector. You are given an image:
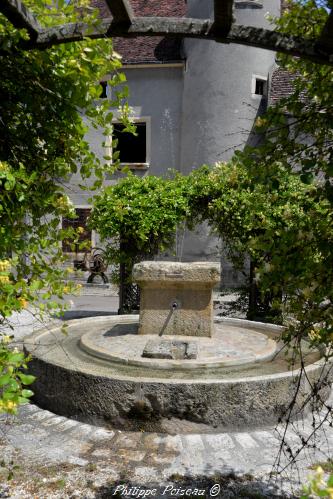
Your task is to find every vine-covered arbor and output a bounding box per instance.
[0,0,332,64]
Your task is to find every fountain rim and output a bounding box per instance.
[24,315,329,386]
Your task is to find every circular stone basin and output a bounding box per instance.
[79,316,277,369]
[24,316,332,430]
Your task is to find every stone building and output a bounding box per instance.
[63,0,281,286]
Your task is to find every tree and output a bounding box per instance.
[0,0,129,413]
[90,172,191,311]
[219,0,333,345]
[194,0,333,470]
[183,0,333,325]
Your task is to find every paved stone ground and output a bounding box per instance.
[0,290,332,498]
[1,402,332,498]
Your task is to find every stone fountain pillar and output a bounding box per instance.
[133,261,220,338]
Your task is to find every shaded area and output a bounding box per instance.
[95,474,296,498]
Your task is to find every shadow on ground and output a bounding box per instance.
[94,473,298,498]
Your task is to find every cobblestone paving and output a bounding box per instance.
[0,401,332,498]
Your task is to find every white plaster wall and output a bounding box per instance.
[178,0,280,282]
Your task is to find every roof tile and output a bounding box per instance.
[91,0,186,63]
[270,67,296,104]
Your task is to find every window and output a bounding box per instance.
[252,75,268,97]
[255,79,265,95]
[99,81,107,99]
[62,208,92,253]
[235,0,263,8]
[111,118,150,169]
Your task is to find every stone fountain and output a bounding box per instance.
[24,261,331,429]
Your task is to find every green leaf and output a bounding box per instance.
[18,397,30,404]
[2,391,16,401]
[7,352,25,364]
[18,373,36,385]
[0,373,11,386]
[7,379,19,390]
[21,389,34,398]
[300,173,313,184]
[327,474,333,487]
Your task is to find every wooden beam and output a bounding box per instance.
[0,0,330,67]
[0,0,41,37]
[316,10,333,52]
[34,17,211,48]
[228,24,332,63]
[213,0,234,37]
[22,17,333,66]
[34,18,113,47]
[105,0,134,25]
[34,18,214,47]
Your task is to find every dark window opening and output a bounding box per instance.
[113,122,147,164]
[62,208,92,253]
[100,81,107,99]
[255,78,266,96]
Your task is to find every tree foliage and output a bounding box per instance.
[219,0,333,342]
[0,0,129,413]
[90,173,191,274]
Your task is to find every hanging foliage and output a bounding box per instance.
[0,0,130,413]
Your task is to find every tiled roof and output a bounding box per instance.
[269,67,296,104]
[91,0,186,64]
[270,66,309,106]
[113,36,184,65]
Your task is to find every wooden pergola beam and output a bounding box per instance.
[31,17,333,66]
[0,0,41,37]
[34,17,210,47]
[0,0,331,66]
[105,0,134,25]
[213,0,234,37]
[316,10,333,52]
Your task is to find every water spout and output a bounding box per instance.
[159,300,179,337]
